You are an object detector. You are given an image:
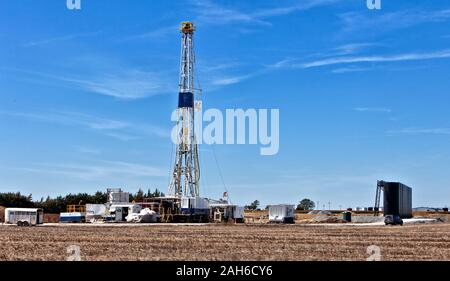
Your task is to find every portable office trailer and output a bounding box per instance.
[383,182,412,218]
[269,205,295,223]
[5,208,44,226]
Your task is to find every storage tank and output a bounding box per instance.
[383,182,412,218]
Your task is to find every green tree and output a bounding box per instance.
[296,198,315,211]
[245,200,260,210]
[0,192,35,208]
[132,189,144,202]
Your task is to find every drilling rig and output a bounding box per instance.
[168,21,201,199]
[127,22,242,223]
[153,22,209,223]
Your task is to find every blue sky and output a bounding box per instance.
[1,0,450,208]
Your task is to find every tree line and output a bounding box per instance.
[244,198,316,211]
[0,188,165,214]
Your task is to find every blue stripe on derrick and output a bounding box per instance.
[178,92,194,108]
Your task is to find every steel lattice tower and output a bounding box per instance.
[168,22,200,198]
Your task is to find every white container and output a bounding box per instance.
[269,205,295,223]
[233,206,244,219]
[181,197,209,210]
[86,204,107,216]
[107,188,130,203]
[181,197,190,209]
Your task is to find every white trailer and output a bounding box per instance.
[4,208,44,226]
[269,205,295,224]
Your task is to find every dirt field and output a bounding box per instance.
[0,223,449,261]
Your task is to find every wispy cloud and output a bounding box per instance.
[5,66,174,100]
[206,67,270,88]
[387,128,450,136]
[13,161,166,180]
[273,49,450,70]
[197,60,265,88]
[132,0,340,39]
[192,0,339,26]
[0,110,170,141]
[210,74,254,86]
[76,146,101,155]
[332,43,379,56]
[354,107,392,113]
[23,31,101,47]
[332,66,373,74]
[192,0,269,26]
[339,9,450,35]
[128,25,178,40]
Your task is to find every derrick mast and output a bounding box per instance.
[168,22,201,198]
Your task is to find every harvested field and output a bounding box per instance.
[0,223,449,261]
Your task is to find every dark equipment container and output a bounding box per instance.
[342,211,352,222]
[383,182,412,218]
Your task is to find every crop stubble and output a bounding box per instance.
[0,223,449,261]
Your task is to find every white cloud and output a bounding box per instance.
[274,49,450,69]
[192,0,339,26]
[76,146,101,155]
[134,0,340,39]
[13,161,166,180]
[332,43,379,55]
[387,128,450,135]
[0,110,169,141]
[63,70,173,100]
[23,31,101,47]
[339,9,450,35]
[332,66,372,73]
[353,107,392,113]
[210,74,253,86]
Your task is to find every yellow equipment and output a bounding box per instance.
[180,22,195,34]
[66,205,86,213]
